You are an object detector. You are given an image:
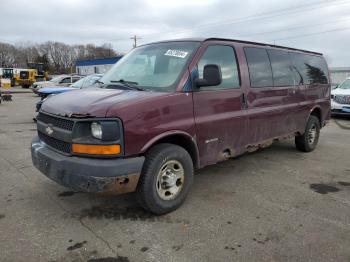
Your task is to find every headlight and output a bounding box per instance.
[91,122,102,139]
[72,120,122,156]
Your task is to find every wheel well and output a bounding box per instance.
[310,107,322,124]
[150,135,200,169]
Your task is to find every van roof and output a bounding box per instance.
[147,37,323,56]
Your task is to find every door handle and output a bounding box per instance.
[241,93,247,109]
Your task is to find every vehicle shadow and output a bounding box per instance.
[332,115,350,130]
[331,115,350,120]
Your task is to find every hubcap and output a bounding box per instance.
[156,160,184,201]
[308,124,317,144]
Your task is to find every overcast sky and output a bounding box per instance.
[1,0,350,66]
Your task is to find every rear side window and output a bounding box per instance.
[197,45,240,90]
[291,53,329,85]
[267,50,295,86]
[244,47,273,87]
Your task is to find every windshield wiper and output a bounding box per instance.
[110,79,144,91]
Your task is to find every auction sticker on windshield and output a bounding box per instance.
[164,49,188,58]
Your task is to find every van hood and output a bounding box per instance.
[41,88,168,118]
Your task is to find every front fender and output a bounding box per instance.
[140,130,200,168]
[140,130,195,153]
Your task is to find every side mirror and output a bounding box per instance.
[195,64,222,87]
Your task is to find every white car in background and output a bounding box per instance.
[331,77,350,115]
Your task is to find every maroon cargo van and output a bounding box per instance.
[31,38,330,214]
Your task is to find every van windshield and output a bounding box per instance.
[100,41,200,92]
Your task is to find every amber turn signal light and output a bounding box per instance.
[72,144,121,155]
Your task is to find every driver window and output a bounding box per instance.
[197,45,240,90]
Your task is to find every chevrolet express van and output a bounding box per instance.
[31,38,330,214]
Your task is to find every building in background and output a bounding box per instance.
[75,56,122,75]
[330,67,350,85]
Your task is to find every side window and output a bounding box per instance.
[244,47,273,87]
[267,50,295,86]
[291,53,329,85]
[307,55,329,84]
[197,45,240,90]
[72,77,81,83]
[60,77,71,84]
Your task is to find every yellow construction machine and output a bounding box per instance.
[16,63,49,88]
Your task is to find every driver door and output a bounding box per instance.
[192,43,248,166]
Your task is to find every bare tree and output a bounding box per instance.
[0,41,119,73]
[0,43,16,67]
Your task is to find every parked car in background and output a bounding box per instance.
[331,77,350,115]
[31,75,84,94]
[31,38,330,215]
[331,83,339,89]
[37,74,103,99]
[36,74,102,111]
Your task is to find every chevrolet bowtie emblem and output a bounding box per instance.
[45,126,53,135]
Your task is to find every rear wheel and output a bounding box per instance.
[136,143,194,215]
[295,115,320,152]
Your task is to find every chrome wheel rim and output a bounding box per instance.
[308,124,317,144]
[156,160,185,201]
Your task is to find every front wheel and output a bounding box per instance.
[295,115,320,152]
[136,143,194,215]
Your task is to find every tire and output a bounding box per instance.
[295,115,320,152]
[136,143,194,215]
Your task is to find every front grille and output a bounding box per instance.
[38,131,71,153]
[37,112,74,131]
[334,95,350,105]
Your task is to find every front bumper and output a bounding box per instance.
[31,136,144,194]
[331,100,350,115]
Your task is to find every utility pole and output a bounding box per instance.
[130,35,142,48]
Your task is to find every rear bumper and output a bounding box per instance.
[31,136,144,193]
